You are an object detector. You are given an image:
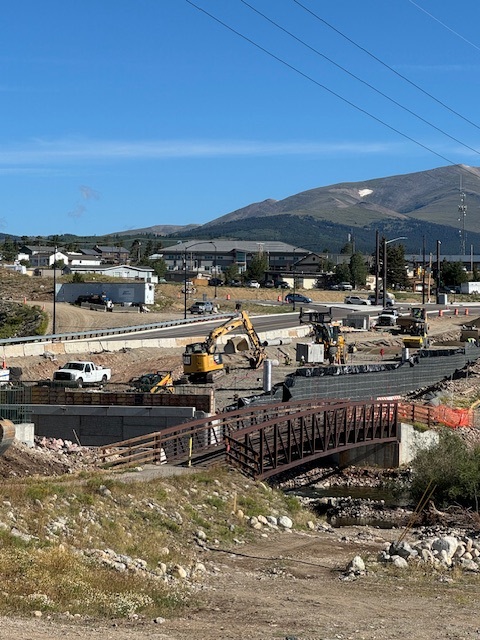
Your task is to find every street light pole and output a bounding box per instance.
[53,246,57,335]
[183,246,188,320]
[212,242,218,300]
[383,236,407,308]
[436,240,442,304]
[292,249,297,311]
[382,238,387,309]
[422,235,426,305]
[183,241,217,319]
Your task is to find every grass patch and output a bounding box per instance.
[0,467,314,619]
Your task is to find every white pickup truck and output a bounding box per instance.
[52,361,111,388]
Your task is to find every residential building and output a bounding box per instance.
[62,264,158,283]
[93,245,130,264]
[163,240,311,280]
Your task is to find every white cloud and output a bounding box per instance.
[0,137,403,168]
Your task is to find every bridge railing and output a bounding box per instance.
[226,400,399,479]
[99,399,398,473]
[99,398,337,469]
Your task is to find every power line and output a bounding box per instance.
[185,0,476,176]
[407,0,480,54]
[239,0,480,158]
[292,0,480,133]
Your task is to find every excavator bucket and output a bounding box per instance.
[225,337,250,353]
[0,418,15,456]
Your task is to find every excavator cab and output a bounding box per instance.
[183,311,265,383]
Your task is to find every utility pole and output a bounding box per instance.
[422,235,426,305]
[459,176,467,255]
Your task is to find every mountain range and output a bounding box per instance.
[129,164,480,255]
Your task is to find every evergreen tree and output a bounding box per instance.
[349,253,368,288]
[441,260,468,286]
[334,262,351,283]
[245,252,269,281]
[386,243,409,288]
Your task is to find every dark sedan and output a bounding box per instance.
[285,293,312,304]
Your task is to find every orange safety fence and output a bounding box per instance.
[433,405,473,429]
[398,402,473,429]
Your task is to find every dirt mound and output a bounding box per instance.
[0,440,99,478]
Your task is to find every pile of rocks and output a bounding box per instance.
[83,547,207,583]
[325,496,412,527]
[379,533,480,572]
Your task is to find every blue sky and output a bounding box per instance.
[2,0,480,237]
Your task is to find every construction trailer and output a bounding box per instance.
[56,282,155,306]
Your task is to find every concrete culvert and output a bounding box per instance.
[225,337,250,353]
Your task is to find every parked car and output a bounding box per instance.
[285,293,312,304]
[339,282,353,291]
[189,301,214,314]
[246,280,261,288]
[208,278,224,287]
[344,295,371,305]
[229,279,242,287]
[368,292,395,306]
[276,281,291,289]
[263,279,275,288]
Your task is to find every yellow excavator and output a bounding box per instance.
[183,311,266,382]
[299,309,347,364]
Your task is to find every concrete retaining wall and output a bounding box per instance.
[15,423,35,448]
[398,422,439,465]
[336,422,439,469]
[3,326,311,359]
[29,405,202,447]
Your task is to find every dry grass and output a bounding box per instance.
[0,467,311,618]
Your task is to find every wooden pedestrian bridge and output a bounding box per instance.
[100,398,399,479]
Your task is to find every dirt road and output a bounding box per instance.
[0,528,478,640]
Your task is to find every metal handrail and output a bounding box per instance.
[0,313,235,347]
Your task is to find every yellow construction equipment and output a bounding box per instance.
[183,311,266,382]
[299,310,347,364]
[130,371,174,393]
[396,307,429,348]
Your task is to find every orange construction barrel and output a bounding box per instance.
[226,294,231,300]
[454,308,458,316]
[439,309,443,317]
[277,295,282,302]
[465,308,469,315]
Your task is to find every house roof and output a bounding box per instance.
[20,245,59,253]
[166,240,309,254]
[65,264,154,273]
[94,245,130,253]
[79,248,101,256]
[66,253,101,261]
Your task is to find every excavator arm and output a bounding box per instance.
[239,311,266,369]
[204,315,246,353]
[183,311,266,381]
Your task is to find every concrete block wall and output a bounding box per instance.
[29,405,200,446]
[261,346,480,404]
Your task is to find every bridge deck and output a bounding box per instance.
[100,399,398,479]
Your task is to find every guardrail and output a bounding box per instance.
[0,313,235,347]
